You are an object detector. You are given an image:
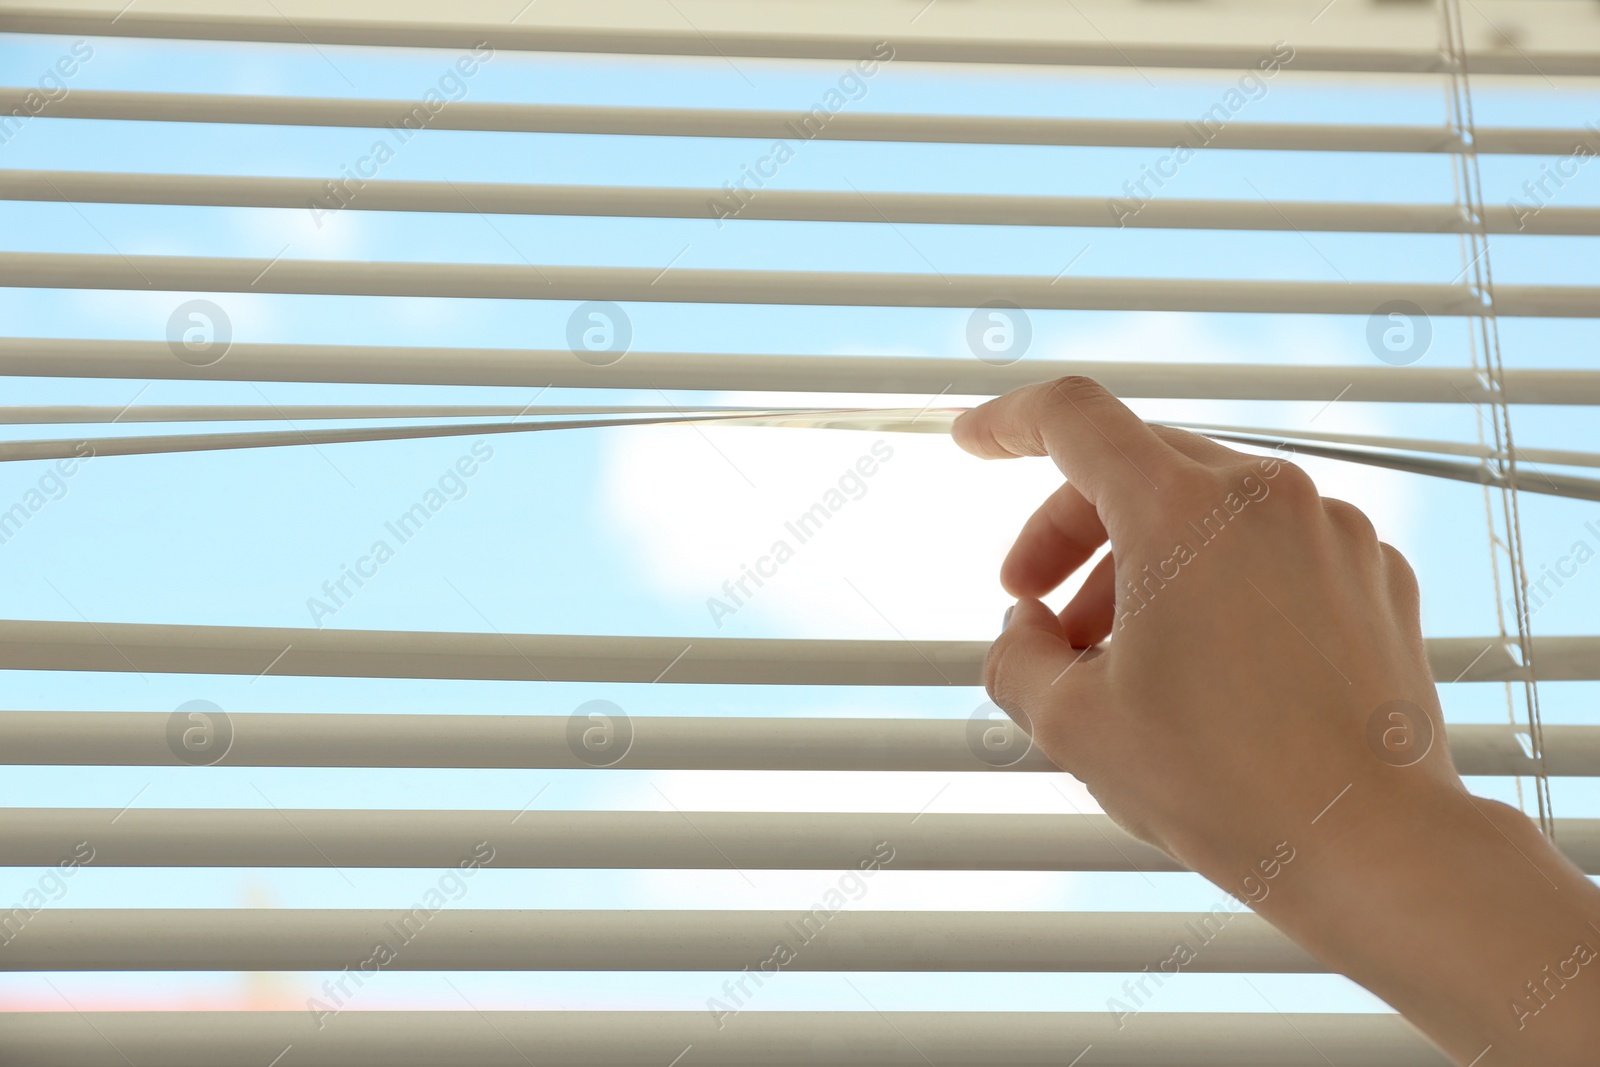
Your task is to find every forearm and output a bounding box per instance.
[1250,783,1600,1065]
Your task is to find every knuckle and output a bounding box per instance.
[1042,375,1110,416]
[1322,497,1378,542]
[1267,460,1320,508]
[1380,541,1421,596]
[1050,374,1107,399]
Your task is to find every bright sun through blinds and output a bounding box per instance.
[0,0,1598,1063]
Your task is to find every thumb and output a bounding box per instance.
[985,598,1104,737]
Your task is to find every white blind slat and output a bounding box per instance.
[0,1009,1453,1066]
[5,908,1319,972]
[4,714,1592,777]
[2,339,1594,403]
[6,89,1591,153]
[7,808,1597,872]
[7,253,1598,316]
[8,171,1600,235]
[0,621,1582,683]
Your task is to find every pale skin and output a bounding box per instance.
[953,376,1600,1066]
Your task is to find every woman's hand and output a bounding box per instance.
[954,376,1600,1066]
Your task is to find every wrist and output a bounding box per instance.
[1252,780,1600,1064]
[1169,772,1467,915]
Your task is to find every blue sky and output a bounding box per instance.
[0,27,1597,1021]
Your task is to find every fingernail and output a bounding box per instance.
[1001,605,1014,632]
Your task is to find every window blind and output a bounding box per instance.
[1,1,1596,1063]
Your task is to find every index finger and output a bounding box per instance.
[952,375,1179,517]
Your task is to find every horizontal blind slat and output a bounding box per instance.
[1189,434,1600,502]
[0,810,1182,871]
[13,253,1598,316]
[7,419,1598,501]
[4,908,1319,972]
[0,403,784,423]
[2,714,1594,777]
[0,1010,1452,1066]
[7,171,1599,235]
[0,622,1578,683]
[0,1,1591,80]
[1174,422,1600,468]
[0,413,790,463]
[3,338,1594,402]
[7,809,1597,872]
[9,89,1590,152]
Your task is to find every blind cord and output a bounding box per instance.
[1440,0,1553,837]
